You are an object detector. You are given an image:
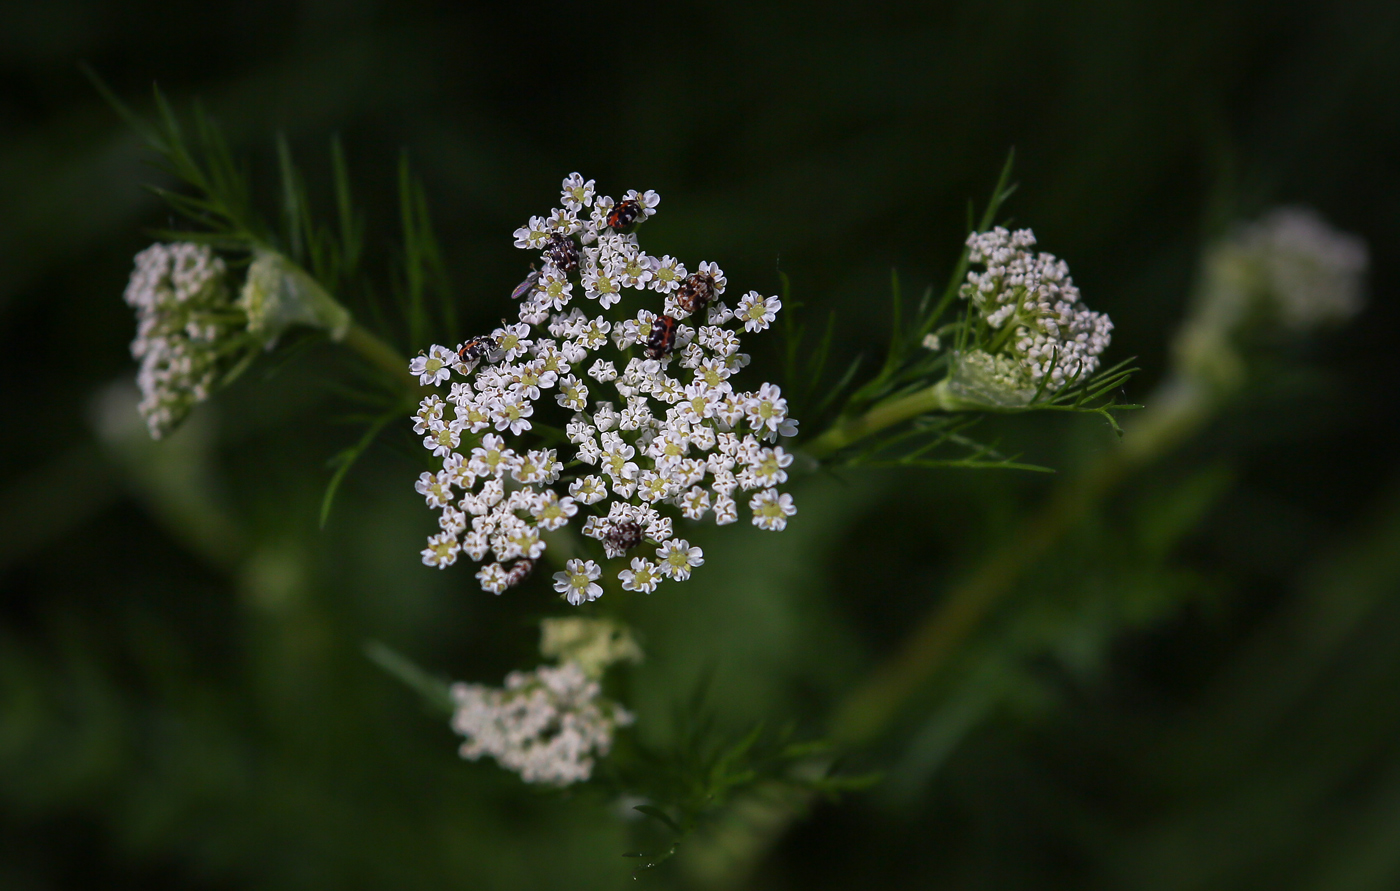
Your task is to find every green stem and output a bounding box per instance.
[830,373,1218,746]
[342,321,412,384]
[802,379,977,460]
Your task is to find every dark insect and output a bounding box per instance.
[503,558,535,588]
[606,198,642,231]
[544,232,578,273]
[602,520,644,557]
[674,270,718,315]
[456,335,495,367]
[511,265,540,300]
[644,315,679,360]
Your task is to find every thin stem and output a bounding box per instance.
[830,374,1215,746]
[802,379,976,460]
[342,321,411,383]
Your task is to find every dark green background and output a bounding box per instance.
[2,2,1398,888]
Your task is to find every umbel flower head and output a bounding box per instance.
[412,174,799,599]
[124,243,355,440]
[450,617,639,786]
[945,227,1112,407]
[123,242,241,438]
[450,661,633,787]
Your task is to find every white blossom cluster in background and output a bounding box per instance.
[123,243,241,438]
[411,173,799,599]
[953,227,1113,402]
[450,660,633,786]
[1232,207,1368,329]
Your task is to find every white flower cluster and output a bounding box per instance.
[123,242,240,438]
[412,173,799,598]
[1232,207,1368,329]
[450,660,633,786]
[957,227,1113,399]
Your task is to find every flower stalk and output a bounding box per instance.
[801,380,981,460]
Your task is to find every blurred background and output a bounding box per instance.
[2,1,1398,887]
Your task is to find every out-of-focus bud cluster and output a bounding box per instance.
[1174,207,1368,391]
[239,249,351,342]
[123,243,242,438]
[539,616,643,679]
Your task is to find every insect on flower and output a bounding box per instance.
[510,266,540,301]
[544,232,579,273]
[503,558,535,588]
[602,520,645,556]
[606,198,642,232]
[456,335,496,367]
[644,315,679,359]
[675,270,718,315]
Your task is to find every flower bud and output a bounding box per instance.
[238,249,351,342]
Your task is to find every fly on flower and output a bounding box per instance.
[511,267,540,301]
[410,174,798,600]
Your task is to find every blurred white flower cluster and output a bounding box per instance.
[412,174,799,599]
[1206,207,1367,331]
[123,243,239,438]
[449,618,639,786]
[950,227,1112,405]
[1174,207,1368,391]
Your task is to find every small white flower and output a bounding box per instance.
[513,215,552,250]
[410,344,456,386]
[623,188,661,218]
[656,539,704,580]
[544,207,581,236]
[736,291,780,332]
[588,359,618,382]
[569,475,608,505]
[581,262,624,308]
[536,266,574,310]
[557,375,589,410]
[746,445,793,487]
[413,395,445,434]
[713,493,738,525]
[749,488,796,531]
[649,255,687,293]
[680,486,711,520]
[561,172,596,212]
[554,558,604,605]
[423,421,461,458]
[493,323,534,362]
[491,396,534,435]
[415,470,454,508]
[532,491,578,530]
[422,532,461,568]
[469,434,519,479]
[618,557,662,594]
[615,247,654,289]
[744,383,788,434]
[476,562,510,593]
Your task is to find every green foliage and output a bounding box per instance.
[605,686,877,875]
